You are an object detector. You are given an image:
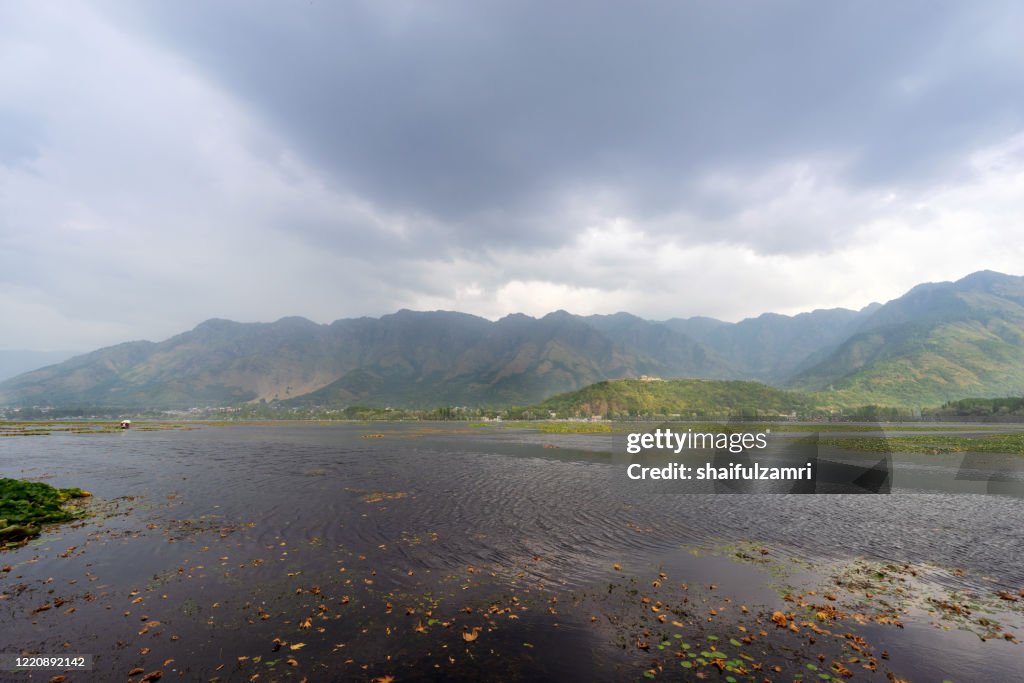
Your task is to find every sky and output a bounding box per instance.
[2,1,1023,351]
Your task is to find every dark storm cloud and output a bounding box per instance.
[4,1,1024,350]
[113,0,1024,252]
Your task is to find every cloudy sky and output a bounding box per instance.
[2,1,1023,351]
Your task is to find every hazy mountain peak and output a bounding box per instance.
[272,316,320,327]
[541,310,574,321]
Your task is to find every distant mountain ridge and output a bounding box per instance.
[0,310,731,409]
[2,270,1023,409]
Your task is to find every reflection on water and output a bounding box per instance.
[1,423,1022,681]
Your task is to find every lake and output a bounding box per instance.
[2,422,1022,681]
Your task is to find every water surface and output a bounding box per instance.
[2,423,1022,681]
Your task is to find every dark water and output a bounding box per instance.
[2,423,1022,682]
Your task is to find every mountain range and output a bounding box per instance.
[2,270,1023,410]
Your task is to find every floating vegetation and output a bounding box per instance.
[822,433,1024,455]
[580,562,903,681]
[651,422,1002,433]
[0,478,92,546]
[0,421,197,437]
[533,423,613,433]
[357,491,409,504]
[721,540,1024,645]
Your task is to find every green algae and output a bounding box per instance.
[0,478,91,545]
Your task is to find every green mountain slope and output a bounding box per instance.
[791,271,1024,406]
[534,379,813,418]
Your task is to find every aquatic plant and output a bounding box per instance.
[0,478,91,545]
[821,432,1024,455]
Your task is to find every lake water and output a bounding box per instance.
[2,423,1022,681]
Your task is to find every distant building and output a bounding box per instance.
[120,420,131,429]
